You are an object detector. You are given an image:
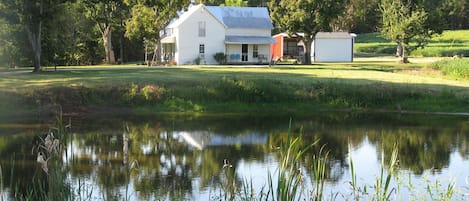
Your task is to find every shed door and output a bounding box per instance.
[242,44,248,61]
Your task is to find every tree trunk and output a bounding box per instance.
[119,20,125,64]
[26,24,42,72]
[396,42,403,58]
[119,31,124,64]
[302,35,314,64]
[102,25,115,64]
[26,0,44,72]
[396,42,409,63]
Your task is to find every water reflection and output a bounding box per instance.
[0,113,468,200]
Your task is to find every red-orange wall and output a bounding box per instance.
[270,35,283,60]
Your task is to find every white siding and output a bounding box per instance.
[257,44,271,62]
[226,44,241,63]
[313,38,353,62]
[176,7,225,64]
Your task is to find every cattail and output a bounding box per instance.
[37,152,48,174]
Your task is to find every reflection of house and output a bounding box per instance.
[177,131,268,150]
[161,4,276,65]
[270,32,356,62]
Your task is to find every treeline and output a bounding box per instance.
[0,0,467,68]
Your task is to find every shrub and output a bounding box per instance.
[194,57,201,65]
[213,52,227,64]
[430,59,469,79]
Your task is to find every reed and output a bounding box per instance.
[309,145,329,201]
[11,108,74,201]
[374,145,398,201]
[268,121,318,201]
[348,143,399,201]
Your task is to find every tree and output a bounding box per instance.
[0,0,66,72]
[81,0,126,64]
[125,0,187,64]
[380,0,439,63]
[333,0,380,33]
[222,0,247,6]
[269,0,348,64]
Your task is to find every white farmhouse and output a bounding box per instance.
[161,4,275,65]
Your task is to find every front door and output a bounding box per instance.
[242,44,248,61]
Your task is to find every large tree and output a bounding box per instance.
[269,0,348,64]
[334,0,380,33]
[125,0,187,64]
[0,0,66,72]
[380,0,442,63]
[81,0,127,64]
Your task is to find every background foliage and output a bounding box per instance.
[0,0,468,67]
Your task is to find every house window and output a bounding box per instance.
[198,21,206,37]
[199,44,205,54]
[253,45,258,58]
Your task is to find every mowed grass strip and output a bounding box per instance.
[1,59,469,114]
[355,30,469,57]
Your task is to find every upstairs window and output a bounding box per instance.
[198,21,206,37]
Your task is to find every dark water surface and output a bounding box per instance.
[0,112,468,200]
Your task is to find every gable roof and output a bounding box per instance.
[167,4,273,30]
[315,32,355,39]
[206,6,274,29]
[167,4,225,29]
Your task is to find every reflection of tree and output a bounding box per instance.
[1,112,469,199]
[128,124,194,200]
[370,127,453,174]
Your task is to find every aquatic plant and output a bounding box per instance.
[267,122,318,201]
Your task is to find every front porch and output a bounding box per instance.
[225,36,274,64]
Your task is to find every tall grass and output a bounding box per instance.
[349,144,399,201]
[430,59,469,79]
[268,126,315,201]
[12,108,73,201]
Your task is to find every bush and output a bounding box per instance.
[430,59,469,79]
[213,52,227,64]
[194,57,201,65]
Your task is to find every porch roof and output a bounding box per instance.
[225,36,276,44]
[161,36,175,43]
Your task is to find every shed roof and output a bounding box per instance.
[315,32,355,39]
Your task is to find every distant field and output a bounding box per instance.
[355,30,469,57]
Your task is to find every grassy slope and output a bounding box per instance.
[355,30,469,57]
[1,60,469,116]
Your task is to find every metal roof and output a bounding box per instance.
[206,6,274,29]
[315,32,355,39]
[225,36,276,44]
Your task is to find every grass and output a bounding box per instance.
[430,58,469,79]
[355,30,469,57]
[1,59,469,117]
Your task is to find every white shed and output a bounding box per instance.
[312,32,356,62]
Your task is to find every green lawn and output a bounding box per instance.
[1,59,469,116]
[355,30,469,57]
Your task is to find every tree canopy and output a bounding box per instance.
[0,0,468,68]
[269,0,348,64]
[380,0,443,63]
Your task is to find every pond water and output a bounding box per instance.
[0,112,469,200]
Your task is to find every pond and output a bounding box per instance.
[0,112,469,200]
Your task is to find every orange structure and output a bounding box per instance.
[270,33,304,62]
